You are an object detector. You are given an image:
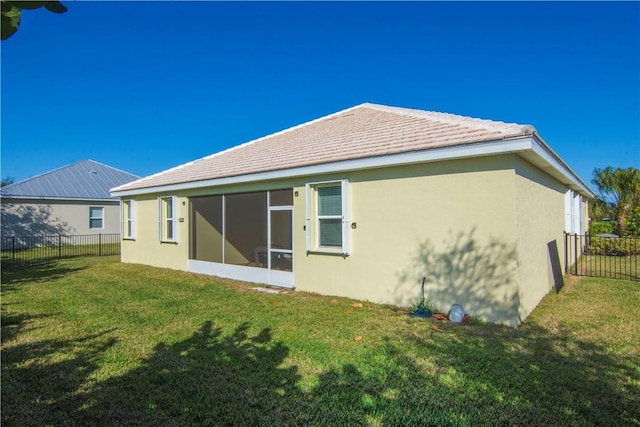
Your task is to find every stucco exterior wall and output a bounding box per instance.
[120,194,189,271]
[1,199,120,236]
[118,153,580,326]
[293,155,521,325]
[513,158,567,322]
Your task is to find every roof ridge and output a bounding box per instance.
[361,103,536,134]
[4,159,140,192]
[2,159,90,189]
[112,104,368,192]
[84,159,141,179]
[3,159,140,199]
[117,160,198,191]
[110,103,545,195]
[201,104,366,161]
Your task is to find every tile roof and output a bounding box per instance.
[112,103,536,193]
[1,159,140,200]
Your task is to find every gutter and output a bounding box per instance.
[529,134,595,198]
[1,196,120,203]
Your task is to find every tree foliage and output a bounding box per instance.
[1,0,67,41]
[1,176,15,187]
[591,166,640,236]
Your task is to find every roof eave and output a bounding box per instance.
[1,195,119,203]
[527,134,595,198]
[112,136,592,198]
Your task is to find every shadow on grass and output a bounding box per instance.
[3,320,634,426]
[1,328,118,426]
[1,251,636,425]
[0,259,85,288]
[400,323,639,426]
[76,321,301,426]
[0,304,53,343]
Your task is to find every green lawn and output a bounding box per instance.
[1,257,639,426]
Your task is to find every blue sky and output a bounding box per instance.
[2,1,638,188]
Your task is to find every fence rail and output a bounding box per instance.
[1,234,120,262]
[565,233,639,281]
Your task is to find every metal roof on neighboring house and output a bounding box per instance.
[1,159,140,200]
[110,103,593,197]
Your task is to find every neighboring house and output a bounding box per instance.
[1,159,140,237]
[111,103,593,326]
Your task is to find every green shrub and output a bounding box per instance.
[624,206,640,237]
[590,221,616,236]
[588,236,640,256]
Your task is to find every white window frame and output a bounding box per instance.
[573,192,583,234]
[565,189,583,234]
[89,206,104,229]
[305,179,350,255]
[158,196,178,243]
[121,199,135,239]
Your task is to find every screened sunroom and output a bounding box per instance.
[187,189,294,287]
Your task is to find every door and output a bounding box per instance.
[268,207,294,287]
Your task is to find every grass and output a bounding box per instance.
[2,257,639,426]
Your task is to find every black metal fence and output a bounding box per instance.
[565,232,639,281]
[1,234,120,262]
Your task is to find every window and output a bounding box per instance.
[121,200,135,239]
[305,180,349,254]
[159,196,178,242]
[564,190,583,234]
[89,207,103,229]
[317,185,343,247]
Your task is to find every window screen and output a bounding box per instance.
[317,184,343,248]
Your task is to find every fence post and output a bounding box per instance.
[12,236,15,261]
[574,233,578,275]
[58,234,62,259]
[563,232,568,274]
[99,233,102,256]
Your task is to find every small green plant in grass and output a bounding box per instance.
[409,277,441,315]
[466,314,486,325]
[409,297,440,313]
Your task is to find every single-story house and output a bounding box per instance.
[1,159,140,237]
[111,103,593,326]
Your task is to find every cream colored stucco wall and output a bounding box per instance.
[513,158,567,322]
[119,154,579,326]
[293,155,522,325]
[120,194,189,271]
[1,199,120,236]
